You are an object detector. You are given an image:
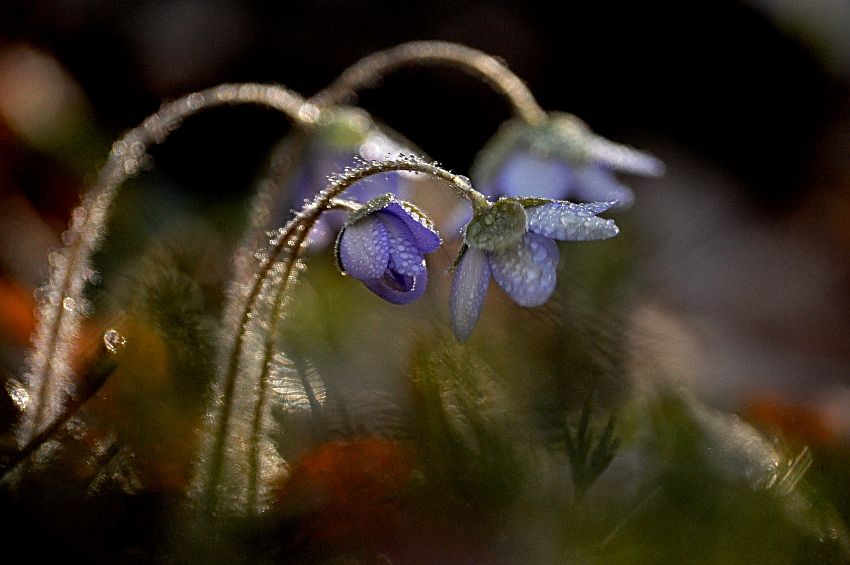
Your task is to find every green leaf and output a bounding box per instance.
[409,337,528,517]
[564,396,620,499]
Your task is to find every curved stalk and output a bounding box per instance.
[239,42,542,288]
[200,156,486,515]
[311,40,547,126]
[19,83,308,447]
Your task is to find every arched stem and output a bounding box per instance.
[311,41,547,126]
[20,83,308,446]
[208,156,487,514]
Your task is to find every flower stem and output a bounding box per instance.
[311,41,548,126]
[209,156,488,515]
[1,335,119,482]
[328,197,362,213]
[20,83,309,448]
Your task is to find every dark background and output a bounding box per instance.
[1,0,845,209]
[1,3,850,561]
[1,0,848,409]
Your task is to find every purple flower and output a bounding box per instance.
[280,108,415,248]
[450,198,619,340]
[471,113,664,211]
[335,194,441,304]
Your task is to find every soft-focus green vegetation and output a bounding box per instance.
[1,39,848,565]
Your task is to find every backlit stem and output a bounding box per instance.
[211,156,489,514]
[20,83,309,447]
[311,41,547,126]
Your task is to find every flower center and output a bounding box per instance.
[382,269,414,292]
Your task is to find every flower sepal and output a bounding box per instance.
[513,196,555,208]
[463,199,528,252]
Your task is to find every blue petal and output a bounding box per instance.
[380,201,441,253]
[363,268,428,305]
[449,247,491,341]
[525,202,619,241]
[490,233,559,307]
[570,165,635,209]
[585,135,665,177]
[495,152,573,200]
[338,215,390,280]
[378,211,426,276]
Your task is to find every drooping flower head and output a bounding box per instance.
[450,197,619,340]
[471,113,664,210]
[335,193,441,304]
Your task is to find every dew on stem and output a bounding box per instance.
[193,156,485,517]
[311,40,547,125]
[16,83,308,450]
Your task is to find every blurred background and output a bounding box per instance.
[1,0,848,426]
[0,0,849,560]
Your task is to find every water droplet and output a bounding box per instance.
[5,379,29,411]
[129,141,145,157]
[71,206,87,228]
[215,84,237,101]
[298,103,320,123]
[62,296,76,311]
[186,92,205,110]
[123,158,139,176]
[103,329,126,354]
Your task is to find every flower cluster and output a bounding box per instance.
[334,190,619,340]
[450,198,619,340]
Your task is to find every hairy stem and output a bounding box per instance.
[20,83,307,447]
[311,40,547,126]
[207,156,487,515]
[2,336,119,482]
